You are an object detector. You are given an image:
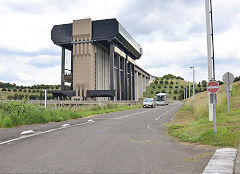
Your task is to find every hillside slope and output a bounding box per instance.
[168,81,240,147]
[144,74,207,100]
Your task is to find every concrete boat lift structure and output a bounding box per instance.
[51,18,155,101]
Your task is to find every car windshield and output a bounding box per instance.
[144,98,153,102]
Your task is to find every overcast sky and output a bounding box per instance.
[0,0,239,85]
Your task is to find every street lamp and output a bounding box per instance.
[190,66,195,100]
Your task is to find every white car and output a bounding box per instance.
[143,98,155,108]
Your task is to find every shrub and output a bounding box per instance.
[162,90,166,93]
[160,81,163,84]
[173,96,177,100]
[175,86,178,88]
[151,91,154,94]
[152,86,156,89]
[165,81,169,84]
[154,80,158,84]
[170,81,174,85]
[2,88,7,91]
[158,86,161,89]
[8,88,11,91]
[169,86,172,89]
[13,89,17,92]
[164,86,167,88]
[174,90,178,94]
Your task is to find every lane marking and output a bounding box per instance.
[147,124,152,130]
[115,107,161,120]
[0,122,91,146]
[202,148,237,174]
[155,105,179,121]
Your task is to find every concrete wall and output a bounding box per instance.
[72,19,95,98]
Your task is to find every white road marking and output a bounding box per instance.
[88,119,95,123]
[155,106,178,121]
[0,122,91,146]
[115,107,160,120]
[147,124,152,130]
[202,148,237,174]
[20,130,34,135]
[61,124,70,128]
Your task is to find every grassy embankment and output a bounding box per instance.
[0,102,141,128]
[168,81,240,147]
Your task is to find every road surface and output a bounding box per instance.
[0,101,214,174]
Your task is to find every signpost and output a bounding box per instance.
[207,80,219,134]
[222,72,234,113]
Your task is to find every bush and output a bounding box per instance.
[173,96,177,100]
[164,86,167,88]
[18,89,22,92]
[158,86,161,89]
[175,86,179,88]
[13,89,17,92]
[165,81,169,84]
[23,89,27,92]
[2,88,7,91]
[181,86,184,89]
[152,86,156,89]
[160,81,163,84]
[170,81,174,85]
[8,88,11,91]
[151,91,154,94]
[154,80,158,84]
[161,90,166,93]
[174,90,178,94]
[169,86,173,89]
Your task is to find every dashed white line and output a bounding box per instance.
[0,121,91,146]
[147,124,152,130]
[155,105,178,121]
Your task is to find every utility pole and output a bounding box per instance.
[190,66,195,100]
[44,89,47,108]
[205,0,215,122]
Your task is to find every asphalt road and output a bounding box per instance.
[0,101,214,174]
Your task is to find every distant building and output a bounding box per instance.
[51,18,155,100]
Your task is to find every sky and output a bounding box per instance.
[0,0,239,85]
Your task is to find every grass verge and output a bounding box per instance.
[167,81,240,147]
[0,102,141,128]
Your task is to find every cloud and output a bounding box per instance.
[0,0,239,86]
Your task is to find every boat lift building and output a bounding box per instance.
[51,18,155,100]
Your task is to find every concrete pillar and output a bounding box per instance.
[116,54,120,100]
[135,71,138,101]
[125,58,128,100]
[61,47,65,91]
[121,57,125,100]
[129,62,132,100]
[109,44,114,100]
[132,64,135,101]
[71,51,73,90]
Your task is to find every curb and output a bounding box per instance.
[234,144,240,174]
[202,148,237,174]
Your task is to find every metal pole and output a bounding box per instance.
[44,89,47,109]
[227,90,230,113]
[186,87,188,99]
[193,67,195,100]
[213,94,216,134]
[189,82,191,98]
[205,0,214,121]
[184,88,185,100]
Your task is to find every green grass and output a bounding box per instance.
[168,81,240,147]
[0,102,141,128]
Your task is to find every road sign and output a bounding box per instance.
[222,72,234,84]
[207,81,219,94]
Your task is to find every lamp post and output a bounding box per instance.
[190,66,195,100]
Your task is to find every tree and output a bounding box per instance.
[202,80,207,87]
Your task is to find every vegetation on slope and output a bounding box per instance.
[0,102,141,128]
[168,81,240,147]
[144,74,209,100]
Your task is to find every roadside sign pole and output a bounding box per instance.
[213,94,217,134]
[45,89,47,109]
[222,72,234,114]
